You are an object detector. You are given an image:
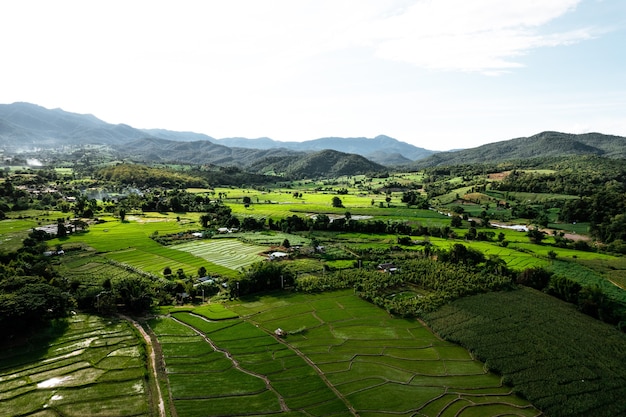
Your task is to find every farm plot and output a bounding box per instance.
[106,245,237,278]
[170,312,352,415]
[150,315,339,417]
[424,287,626,417]
[59,254,151,289]
[0,315,150,417]
[227,290,540,417]
[171,239,267,272]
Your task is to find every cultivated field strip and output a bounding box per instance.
[61,258,148,287]
[228,290,542,417]
[0,315,151,417]
[107,245,236,278]
[149,313,354,417]
[170,239,266,271]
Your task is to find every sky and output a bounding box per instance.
[1,0,625,151]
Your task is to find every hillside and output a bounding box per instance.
[0,102,148,147]
[122,137,301,166]
[247,149,386,178]
[409,131,626,168]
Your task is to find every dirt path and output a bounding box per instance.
[122,315,167,417]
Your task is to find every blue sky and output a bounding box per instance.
[1,0,625,150]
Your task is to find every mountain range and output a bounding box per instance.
[0,102,431,166]
[2,102,626,176]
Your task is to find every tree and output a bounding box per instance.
[313,214,330,230]
[450,215,462,228]
[282,238,291,248]
[401,191,428,208]
[115,277,154,314]
[200,213,211,228]
[441,243,485,266]
[242,196,252,206]
[56,218,67,238]
[465,227,477,241]
[238,261,295,295]
[332,196,343,208]
[527,227,546,244]
[0,276,71,333]
[516,267,551,290]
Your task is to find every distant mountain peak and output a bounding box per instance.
[409,131,626,169]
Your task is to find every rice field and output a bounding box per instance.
[162,290,541,417]
[149,314,349,416]
[170,239,267,271]
[105,245,236,278]
[0,315,151,417]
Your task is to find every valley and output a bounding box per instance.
[2,104,626,416]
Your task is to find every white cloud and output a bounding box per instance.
[1,0,619,150]
[362,0,593,73]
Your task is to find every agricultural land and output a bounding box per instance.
[2,145,626,417]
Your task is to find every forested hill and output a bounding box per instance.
[247,149,386,179]
[408,131,626,169]
[123,137,300,166]
[123,138,384,178]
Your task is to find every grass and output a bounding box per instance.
[0,210,68,251]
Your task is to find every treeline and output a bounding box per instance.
[267,213,455,237]
[518,266,626,328]
[0,229,73,335]
[95,164,209,188]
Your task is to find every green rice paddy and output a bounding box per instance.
[171,239,267,271]
[0,315,150,417]
[149,290,540,416]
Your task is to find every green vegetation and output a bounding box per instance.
[3,151,626,417]
[0,315,150,417]
[225,290,540,416]
[424,288,626,417]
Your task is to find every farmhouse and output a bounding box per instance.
[268,251,288,261]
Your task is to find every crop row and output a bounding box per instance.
[106,245,236,278]
[424,287,626,417]
[61,260,147,287]
[171,239,265,271]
